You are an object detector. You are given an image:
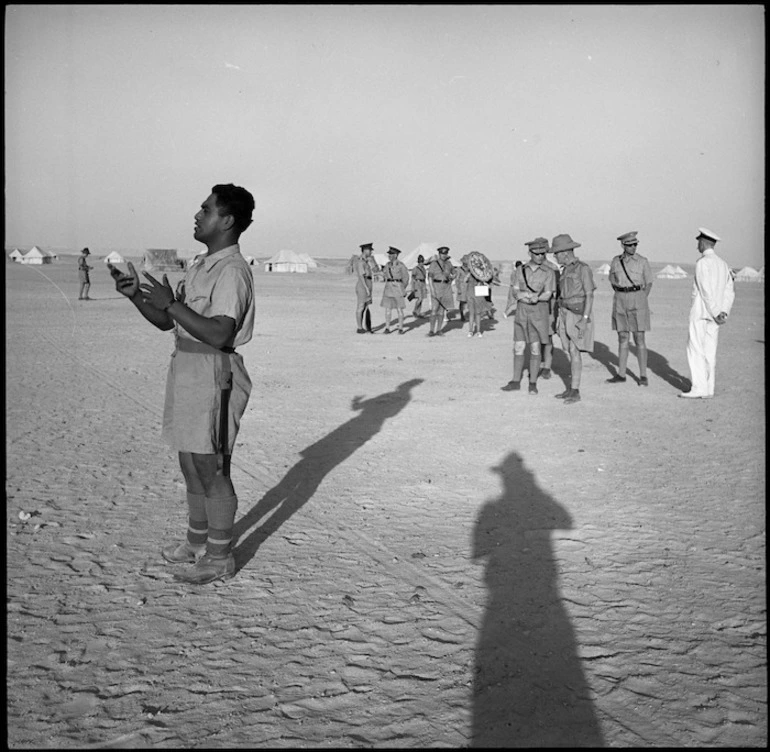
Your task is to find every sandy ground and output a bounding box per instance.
[6,256,766,749]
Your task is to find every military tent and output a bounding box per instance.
[595,263,611,276]
[103,250,125,264]
[265,249,307,273]
[143,248,183,272]
[243,255,259,266]
[734,266,763,282]
[656,264,688,279]
[372,252,389,268]
[401,243,440,270]
[9,248,25,262]
[296,252,318,269]
[20,246,54,264]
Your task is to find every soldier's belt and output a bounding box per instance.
[613,284,643,292]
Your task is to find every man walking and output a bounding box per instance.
[427,246,456,337]
[78,247,93,300]
[501,237,556,394]
[381,247,410,333]
[607,231,654,385]
[354,242,375,333]
[679,228,735,399]
[410,254,428,318]
[109,183,256,584]
[551,234,595,405]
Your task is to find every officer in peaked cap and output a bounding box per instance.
[607,230,653,386]
[427,247,456,336]
[502,237,556,394]
[680,226,734,398]
[381,247,409,333]
[354,243,375,333]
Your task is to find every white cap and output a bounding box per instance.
[697,227,720,242]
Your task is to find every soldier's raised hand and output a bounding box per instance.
[108,261,140,299]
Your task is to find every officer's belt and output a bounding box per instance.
[176,338,236,355]
[613,284,643,292]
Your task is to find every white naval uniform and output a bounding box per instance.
[686,248,735,396]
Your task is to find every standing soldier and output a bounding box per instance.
[410,254,428,318]
[381,247,410,334]
[551,234,595,405]
[607,231,654,385]
[427,246,456,337]
[501,237,556,394]
[540,251,561,380]
[679,228,735,399]
[456,255,471,323]
[78,247,93,300]
[354,243,375,334]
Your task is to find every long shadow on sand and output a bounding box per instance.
[590,339,690,390]
[232,378,424,571]
[471,452,604,747]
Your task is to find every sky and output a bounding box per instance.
[4,4,765,266]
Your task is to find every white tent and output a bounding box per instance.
[657,264,688,279]
[734,266,763,282]
[103,250,125,264]
[243,255,259,266]
[20,246,54,264]
[372,252,389,268]
[265,249,308,273]
[9,248,25,262]
[295,252,318,269]
[595,263,611,276]
[401,243,440,269]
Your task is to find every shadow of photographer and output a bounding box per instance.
[471,452,604,747]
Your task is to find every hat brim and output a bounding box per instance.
[552,242,580,252]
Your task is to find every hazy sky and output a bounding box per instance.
[5,4,765,265]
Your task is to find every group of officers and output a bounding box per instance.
[352,227,735,404]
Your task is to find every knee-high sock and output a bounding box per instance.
[513,353,526,382]
[205,494,238,557]
[529,349,542,383]
[186,491,208,548]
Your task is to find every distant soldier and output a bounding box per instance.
[78,247,93,300]
[381,247,410,334]
[427,246,456,337]
[354,243,375,334]
[410,255,428,318]
[551,234,595,405]
[607,231,653,386]
[501,237,555,394]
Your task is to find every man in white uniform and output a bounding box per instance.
[679,227,735,399]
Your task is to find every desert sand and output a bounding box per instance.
[6,255,766,748]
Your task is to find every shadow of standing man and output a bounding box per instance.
[471,452,604,747]
[232,378,425,571]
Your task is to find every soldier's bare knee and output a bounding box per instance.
[513,341,527,355]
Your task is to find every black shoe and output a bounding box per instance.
[540,368,552,380]
[357,328,365,334]
[555,388,572,399]
[427,331,436,338]
[606,374,627,383]
[639,376,649,386]
[564,389,581,404]
[528,382,538,395]
[501,380,521,392]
